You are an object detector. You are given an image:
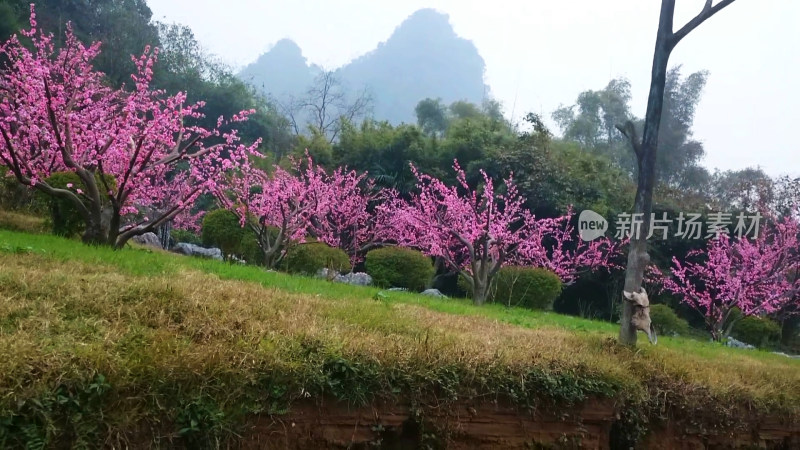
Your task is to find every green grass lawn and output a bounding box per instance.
[1,228,799,447]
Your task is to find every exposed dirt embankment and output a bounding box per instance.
[238,399,800,449]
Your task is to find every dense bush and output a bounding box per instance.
[239,231,265,266]
[732,315,781,348]
[171,229,202,246]
[1,167,49,213]
[365,247,434,291]
[649,304,691,336]
[460,266,563,310]
[36,171,116,237]
[282,242,351,276]
[492,266,563,310]
[202,209,244,258]
[0,167,24,209]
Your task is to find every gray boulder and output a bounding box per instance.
[171,243,224,261]
[131,232,162,249]
[725,337,756,349]
[421,289,447,298]
[334,272,373,286]
[316,268,340,280]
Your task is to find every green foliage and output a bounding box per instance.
[37,171,116,237]
[201,209,244,258]
[0,167,42,213]
[171,229,202,246]
[732,316,781,348]
[292,129,334,166]
[365,247,434,292]
[176,396,228,448]
[193,211,274,265]
[0,2,21,43]
[415,98,449,136]
[282,242,351,275]
[333,120,436,195]
[441,113,516,184]
[552,78,632,154]
[239,230,268,266]
[1,0,160,88]
[553,70,710,191]
[649,304,691,336]
[0,374,111,449]
[492,266,563,310]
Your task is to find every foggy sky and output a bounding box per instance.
[146,0,800,177]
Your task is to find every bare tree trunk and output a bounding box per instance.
[618,0,736,345]
[472,277,489,305]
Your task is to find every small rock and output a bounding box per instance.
[131,232,162,249]
[772,351,800,359]
[316,268,340,279]
[421,289,447,298]
[334,272,373,286]
[171,243,223,261]
[725,337,756,349]
[388,287,409,292]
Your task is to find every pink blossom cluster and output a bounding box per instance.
[210,155,620,287]
[659,215,800,339]
[382,162,619,285]
[212,152,384,267]
[0,6,260,246]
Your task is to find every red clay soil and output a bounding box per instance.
[236,398,800,449]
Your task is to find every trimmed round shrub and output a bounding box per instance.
[649,304,690,336]
[732,315,781,348]
[36,171,116,237]
[202,209,244,258]
[492,266,563,310]
[365,247,434,292]
[282,242,350,276]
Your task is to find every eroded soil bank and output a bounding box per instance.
[237,399,800,449]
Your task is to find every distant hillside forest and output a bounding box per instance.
[1,0,797,324]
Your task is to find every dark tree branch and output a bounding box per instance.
[670,0,737,49]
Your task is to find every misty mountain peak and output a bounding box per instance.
[267,39,305,60]
[388,8,456,43]
[239,8,486,124]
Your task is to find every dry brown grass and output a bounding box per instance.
[1,244,799,446]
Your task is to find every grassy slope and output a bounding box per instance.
[1,229,799,446]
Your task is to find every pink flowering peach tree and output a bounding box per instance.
[383,162,618,305]
[214,150,391,268]
[660,216,800,341]
[0,7,259,248]
[309,166,393,264]
[212,154,329,269]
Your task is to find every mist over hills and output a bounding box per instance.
[238,8,488,125]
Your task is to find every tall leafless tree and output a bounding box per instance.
[616,0,737,346]
[280,71,372,144]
